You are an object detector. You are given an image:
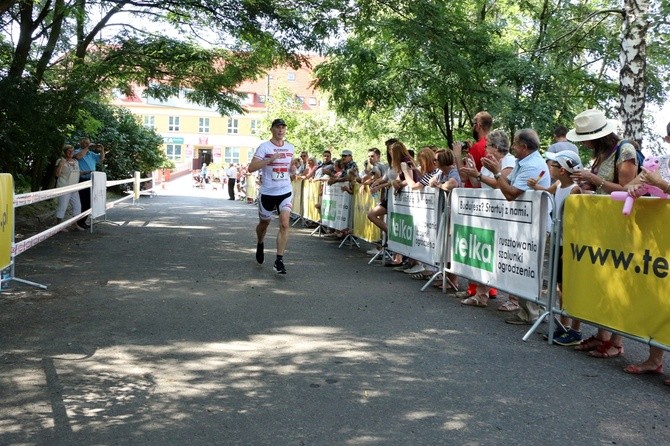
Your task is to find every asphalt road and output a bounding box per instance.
[1,177,668,446]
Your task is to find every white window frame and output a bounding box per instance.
[198,117,210,133]
[250,119,261,135]
[227,118,239,134]
[168,116,180,132]
[143,115,155,130]
[166,144,182,160]
[287,72,296,81]
[224,147,240,164]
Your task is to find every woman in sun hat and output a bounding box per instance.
[621,123,670,384]
[567,108,639,359]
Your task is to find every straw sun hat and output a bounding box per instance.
[566,109,619,142]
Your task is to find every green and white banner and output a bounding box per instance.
[449,188,550,300]
[321,184,352,231]
[387,188,442,266]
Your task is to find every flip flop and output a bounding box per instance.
[588,341,624,358]
[623,363,663,375]
[410,273,430,280]
[497,300,520,312]
[460,294,488,308]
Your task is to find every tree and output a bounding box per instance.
[0,0,349,189]
[313,0,670,148]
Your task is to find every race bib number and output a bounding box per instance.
[272,168,288,180]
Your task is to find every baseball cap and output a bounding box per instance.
[271,118,287,127]
[545,150,582,173]
[341,149,353,156]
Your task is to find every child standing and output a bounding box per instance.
[527,150,583,345]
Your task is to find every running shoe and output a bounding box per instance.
[274,258,286,274]
[553,329,583,346]
[256,243,264,264]
[542,325,568,341]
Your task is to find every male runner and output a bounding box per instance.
[247,119,295,274]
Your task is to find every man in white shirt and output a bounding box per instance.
[225,163,239,200]
[247,119,295,274]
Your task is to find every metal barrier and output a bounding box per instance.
[1,171,151,290]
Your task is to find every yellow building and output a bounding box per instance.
[112,57,326,172]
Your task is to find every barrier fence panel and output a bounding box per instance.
[320,184,351,231]
[92,172,107,219]
[351,184,382,244]
[0,174,13,271]
[448,188,550,302]
[7,172,148,290]
[301,180,322,223]
[563,194,670,348]
[387,187,442,266]
[291,179,304,218]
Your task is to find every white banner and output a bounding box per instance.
[91,172,107,219]
[448,188,550,300]
[387,187,442,266]
[321,184,352,231]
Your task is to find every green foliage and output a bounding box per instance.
[0,77,75,191]
[314,0,670,148]
[68,102,167,181]
[0,0,350,189]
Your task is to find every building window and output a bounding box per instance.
[250,119,261,135]
[143,115,155,130]
[224,147,240,164]
[296,96,304,104]
[308,97,317,106]
[198,117,210,133]
[166,144,182,160]
[258,95,266,104]
[287,72,296,81]
[168,116,180,132]
[227,118,239,134]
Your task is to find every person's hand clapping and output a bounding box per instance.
[481,154,500,176]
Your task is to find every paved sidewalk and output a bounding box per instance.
[0,177,668,445]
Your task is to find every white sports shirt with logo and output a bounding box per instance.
[253,140,295,196]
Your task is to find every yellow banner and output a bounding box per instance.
[291,180,303,217]
[563,194,670,346]
[351,183,381,243]
[301,180,322,222]
[0,174,14,269]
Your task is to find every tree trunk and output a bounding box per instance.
[619,0,649,145]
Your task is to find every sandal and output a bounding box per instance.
[588,340,624,358]
[461,294,488,308]
[497,300,520,312]
[433,281,456,290]
[664,378,670,386]
[623,363,663,375]
[410,273,430,280]
[574,335,603,352]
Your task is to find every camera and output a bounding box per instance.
[460,141,471,152]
